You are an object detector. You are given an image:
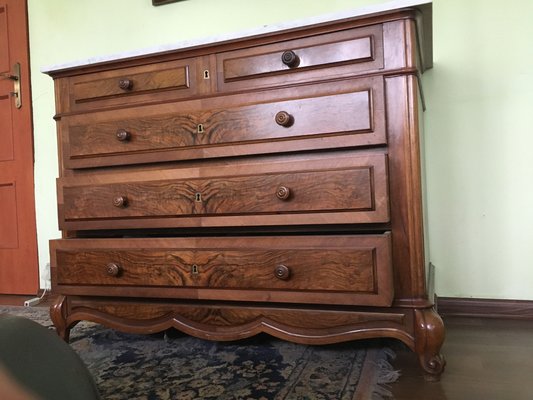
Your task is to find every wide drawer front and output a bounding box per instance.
[65,58,196,112]
[64,77,385,169]
[58,153,389,230]
[216,25,383,91]
[51,234,394,306]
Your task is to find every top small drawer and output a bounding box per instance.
[64,58,197,112]
[217,25,383,92]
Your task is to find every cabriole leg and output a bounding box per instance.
[414,307,446,381]
[50,295,71,342]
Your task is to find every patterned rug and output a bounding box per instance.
[0,306,399,400]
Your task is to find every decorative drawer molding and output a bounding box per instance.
[58,152,389,230]
[66,58,198,113]
[216,25,384,91]
[51,234,394,307]
[62,77,385,169]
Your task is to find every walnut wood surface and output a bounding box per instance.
[216,25,384,92]
[69,90,371,159]
[223,35,373,79]
[46,9,443,379]
[62,77,385,169]
[65,58,197,113]
[62,166,378,221]
[385,74,427,299]
[63,167,373,217]
[51,235,394,307]
[58,152,390,230]
[57,248,376,291]
[53,235,392,305]
[50,295,416,345]
[414,308,446,380]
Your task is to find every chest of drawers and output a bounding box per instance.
[46,3,445,379]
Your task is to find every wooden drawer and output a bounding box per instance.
[51,234,394,307]
[216,25,383,92]
[64,58,197,112]
[63,77,385,169]
[58,153,389,230]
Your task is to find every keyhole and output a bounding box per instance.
[195,192,202,202]
[197,124,204,134]
[191,264,199,274]
[203,70,210,79]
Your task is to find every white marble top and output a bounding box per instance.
[42,0,431,73]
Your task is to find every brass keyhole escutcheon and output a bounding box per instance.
[191,264,199,275]
[203,70,210,79]
[195,192,202,202]
[197,124,205,134]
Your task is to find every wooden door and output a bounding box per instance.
[0,1,38,294]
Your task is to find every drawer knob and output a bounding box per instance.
[115,129,131,142]
[118,78,133,91]
[113,196,128,208]
[281,50,300,68]
[274,264,291,280]
[276,186,291,200]
[106,263,122,277]
[275,111,294,127]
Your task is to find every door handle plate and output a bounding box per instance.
[1,63,21,109]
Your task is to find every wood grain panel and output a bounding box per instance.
[216,25,384,92]
[68,90,372,160]
[73,67,189,102]
[59,153,388,229]
[84,302,406,329]
[0,182,18,248]
[57,248,376,292]
[67,58,195,112]
[0,3,13,162]
[223,36,372,80]
[0,5,8,73]
[52,295,412,344]
[62,168,373,219]
[63,77,385,169]
[0,93,14,161]
[51,234,394,307]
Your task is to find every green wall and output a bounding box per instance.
[28,0,533,299]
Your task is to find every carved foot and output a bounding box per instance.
[414,307,446,381]
[50,295,71,342]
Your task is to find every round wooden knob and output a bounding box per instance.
[274,265,290,280]
[106,263,122,277]
[118,78,133,90]
[116,129,131,142]
[276,186,291,200]
[275,111,294,127]
[113,196,128,208]
[281,50,300,68]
